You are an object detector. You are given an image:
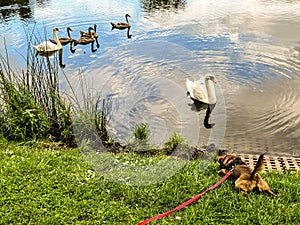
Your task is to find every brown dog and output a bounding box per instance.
[218,154,276,196]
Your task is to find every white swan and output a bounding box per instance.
[33,27,62,52]
[186,74,216,104]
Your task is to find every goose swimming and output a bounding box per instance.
[73,27,95,46]
[80,24,100,48]
[72,27,97,52]
[111,14,131,30]
[80,24,98,38]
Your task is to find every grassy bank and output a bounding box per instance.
[0,141,299,225]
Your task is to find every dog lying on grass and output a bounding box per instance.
[218,154,276,196]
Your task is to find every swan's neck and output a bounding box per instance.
[205,79,216,103]
[126,15,130,24]
[53,30,62,48]
[94,25,97,33]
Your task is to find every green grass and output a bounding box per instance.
[0,141,299,224]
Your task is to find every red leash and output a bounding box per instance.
[137,171,232,225]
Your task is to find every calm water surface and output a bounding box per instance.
[1,0,300,156]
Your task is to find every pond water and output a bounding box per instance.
[1,0,300,157]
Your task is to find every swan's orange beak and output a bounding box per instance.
[208,75,216,83]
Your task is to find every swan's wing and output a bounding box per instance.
[33,41,48,51]
[186,78,208,103]
[33,41,60,52]
[192,83,208,103]
[116,22,128,26]
[186,79,193,93]
[196,79,209,100]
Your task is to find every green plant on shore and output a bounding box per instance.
[70,70,114,150]
[72,95,114,151]
[133,123,150,142]
[164,132,185,154]
[126,123,155,153]
[95,96,112,144]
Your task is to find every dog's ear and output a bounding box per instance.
[218,154,237,167]
[218,155,226,164]
[217,149,227,156]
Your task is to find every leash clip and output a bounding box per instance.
[229,164,236,172]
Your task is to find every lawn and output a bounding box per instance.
[0,140,299,224]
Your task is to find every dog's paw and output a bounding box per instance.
[218,169,227,174]
[241,190,249,196]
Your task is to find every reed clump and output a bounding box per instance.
[0,36,75,145]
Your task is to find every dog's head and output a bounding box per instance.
[218,154,237,169]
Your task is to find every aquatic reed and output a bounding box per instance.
[0,30,74,144]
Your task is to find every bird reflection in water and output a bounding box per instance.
[69,40,98,54]
[36,49,65,68]
[188,100,216,129]
[126,27,132,39]
[110,26,132,39]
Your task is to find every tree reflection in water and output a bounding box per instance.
[0,0,48,22]
[140,0,186,12]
